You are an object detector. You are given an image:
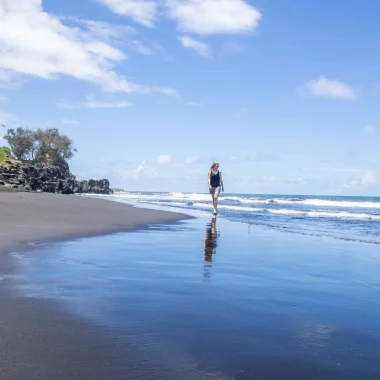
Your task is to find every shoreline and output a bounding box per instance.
[0,192,191,255]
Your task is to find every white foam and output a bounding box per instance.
[192,203,266,213]
[302,199,380,209]
[147,200,380,221]
[242,197,380,209]
[263,208,380,221]
[106,192,380,212]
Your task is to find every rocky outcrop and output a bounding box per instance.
[35,148,70,174]
[0,160,113,195]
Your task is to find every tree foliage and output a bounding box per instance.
[2,127,77,166]
[4,127,34,160]
[34,128,76,160]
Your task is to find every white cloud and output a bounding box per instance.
[129,40,152,55]
[65,17,153,56]
[184,156,200,164]
[228,156,238,162]
[363,124,377,133]
[115,160,149,180]
[56,97,133,109]
[96,0,262,36]
[303,76,357,101]
[166,0,262,35]
[344,171,380,188]
[83,100,133,108]
[134,160,148,178]
[362,171,378,185]
[63,17,136,40]
[179,36,212,57]
[157,154,172,165]
[61,119,80,125]
[0,0,175,94]
[96,0,158,27]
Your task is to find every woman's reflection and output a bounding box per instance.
[203,216,219,281]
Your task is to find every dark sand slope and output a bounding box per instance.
[0,192,190,380]
[0,192,190,254]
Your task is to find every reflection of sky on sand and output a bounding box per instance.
[296,323,335,354]
[5,214,380,379]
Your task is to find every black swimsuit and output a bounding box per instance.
[210,171,220,187]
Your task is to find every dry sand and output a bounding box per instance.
[0,191,190,254]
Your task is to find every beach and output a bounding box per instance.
[1,192,379,379]
[0,191,190,254]
[0,192,190,380]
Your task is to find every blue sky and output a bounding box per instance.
[1,0,380,195]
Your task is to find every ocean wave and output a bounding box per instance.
[143,200,380,221]
[268,209,380,220]
[107,192,380,210]
[239,198,380,208]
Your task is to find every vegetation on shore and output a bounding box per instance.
[1,125,76,171]
[1,126,113,194]
[0,147,14,167]
[111,188,125,192]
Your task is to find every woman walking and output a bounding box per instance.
[208,161,224,215]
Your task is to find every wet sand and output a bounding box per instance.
[0,192,190,254]
[3,212,380,379]
[0,192,190,380]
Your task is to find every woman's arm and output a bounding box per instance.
[220,171,224,192]
[208,171,211,189]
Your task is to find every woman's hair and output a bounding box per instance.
[210,161,219,170]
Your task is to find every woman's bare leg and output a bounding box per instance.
[214,190,220,213]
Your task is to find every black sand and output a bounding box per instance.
[0,192,190,380]
[0,192,190,254]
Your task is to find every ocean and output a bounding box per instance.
[92,192,380,245]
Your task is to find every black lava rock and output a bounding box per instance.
[0,161,113,195]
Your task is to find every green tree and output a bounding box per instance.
[34,128,77,159]
[4,127,34,160]
[2,126,77,169]
[34,128,77,172]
